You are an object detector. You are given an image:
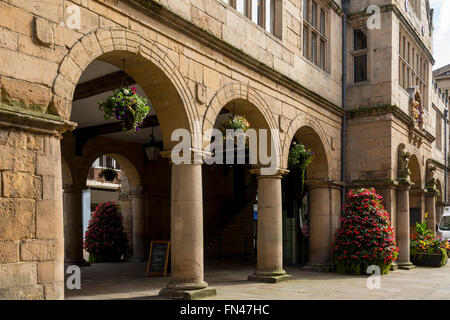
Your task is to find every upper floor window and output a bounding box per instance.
[303,0,328,70]
[94,156,121,170]
[409,0,421,17]
[399,28,428,110]
[353,28,368,83]
[222,0,282,38]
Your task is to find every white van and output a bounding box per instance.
[438,207,450,240]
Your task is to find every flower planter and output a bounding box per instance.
[336,262,391,275]
[411,253,447,267]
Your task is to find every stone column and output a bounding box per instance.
[248,168,292,283]
[63,185,84,265]
[303,180,335,271]
[425,189,437,235]
[159,154,216,299]
[130,190,146,261]
[396,182,415,270]
[119,193,133,258]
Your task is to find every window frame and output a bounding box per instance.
[223,0,282,38]
[302,0,328,71]
[352,27,369,84]
[398,27,429,110]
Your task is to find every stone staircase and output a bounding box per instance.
[204,181,257,258]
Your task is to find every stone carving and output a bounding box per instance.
[426,162,437,190]
[407,87,423,129]
[398,144,411,182]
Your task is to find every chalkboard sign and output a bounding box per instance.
[146,241,170,277]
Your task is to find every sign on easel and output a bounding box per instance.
[146,240,170,277]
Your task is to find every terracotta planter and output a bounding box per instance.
[411,253,447,267]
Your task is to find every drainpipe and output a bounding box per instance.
[445,108,448,205]
[341,0,350,213]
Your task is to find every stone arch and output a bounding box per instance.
[80,143,142,192]
[202,83,281,165]
[52,27,197,150]
[409,153,422,189]
[282,114,332,177]
[203,83,278,134]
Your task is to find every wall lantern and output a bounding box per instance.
[143,127,162,161]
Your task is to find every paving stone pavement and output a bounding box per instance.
[65,258,450,300]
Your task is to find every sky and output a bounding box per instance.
[430,0,450,70]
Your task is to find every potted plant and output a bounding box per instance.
[98,168,118,183]
[98,86,151,132]
[220,115,250,146]
[410,214,449,267]
[334,188,399,275]
[84,202,128,263]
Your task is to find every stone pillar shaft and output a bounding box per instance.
[63,188,83,264]
[248,169,291,283]
[396,183,414,269]
[256,175,284,274]
[426,191,437,235]
[131,194,146,261]
[308,184,332,266]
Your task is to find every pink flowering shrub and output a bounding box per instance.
[84,202,128,263]
[334,188,399,275]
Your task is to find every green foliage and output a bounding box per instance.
[288,142,314,170]
[410,215,450,267]
[84,202,128,263]
[415,220,431,238]
[98,168,118,182]
[286,143,315,201]
[98,87,151,132]
[220,115,250,144]
[334,188,399,275]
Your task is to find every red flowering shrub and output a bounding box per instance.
[84,202,128,263]
[334,188,399,275]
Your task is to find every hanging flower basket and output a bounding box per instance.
[98,168,118,182]
[288,142,315,193]
[220,115,250,146]
[98,87,151,132]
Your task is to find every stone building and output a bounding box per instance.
[0,0,449,300]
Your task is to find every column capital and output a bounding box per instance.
[0,103,77,139]
[397,180,413,190]
[306,179,342,189]
[160,148,210,164]
[425,187,439,197]
[249,167,289,178]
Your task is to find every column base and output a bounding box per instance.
[159,287,217,300]
[398,262,416,270]
[390,262,399,271]
[248,274,292,283]
[248,270,292,283]
[302,263,335,272]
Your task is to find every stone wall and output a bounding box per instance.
[0,127,64,300]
